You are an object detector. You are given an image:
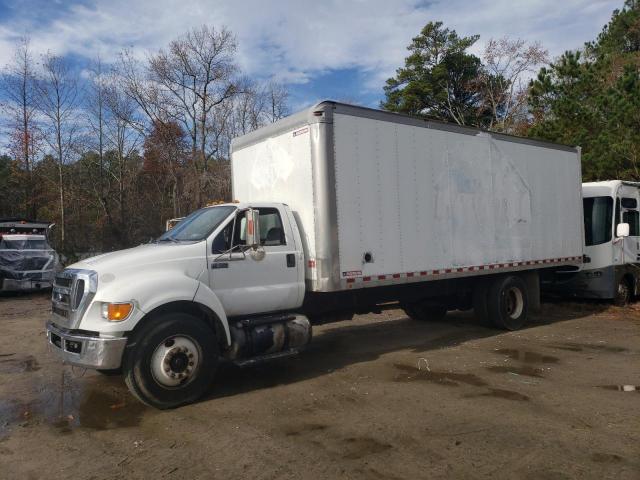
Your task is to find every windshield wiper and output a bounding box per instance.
[158,237,180,243]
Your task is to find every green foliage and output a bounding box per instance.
[528,0,640,180]
[382,22,483,126]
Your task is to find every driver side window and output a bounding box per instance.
[212,215,247,254]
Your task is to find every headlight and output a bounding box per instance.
[101,302,133,321]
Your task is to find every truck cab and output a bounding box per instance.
[547,180,640,303]
[46,202,311,408]
[0,218,59,292]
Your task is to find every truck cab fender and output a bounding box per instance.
[192,282,231,346]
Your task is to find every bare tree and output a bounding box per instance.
[120,25,238,207]
[85,56,110,247]
[103,77,144,245]
[262,81,289,123]
[36,53,81,249]
[0,37,40,217]
[476,37,549,132]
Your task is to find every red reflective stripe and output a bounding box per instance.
[363,276,371,281]
[407,272,414,277]
[392,273,400,279]
[378,275,386,280]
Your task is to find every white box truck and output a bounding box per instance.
[544,180,640,304]
[46,101,584,408]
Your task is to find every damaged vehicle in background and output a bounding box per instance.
[0,218,60,292]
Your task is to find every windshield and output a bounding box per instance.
[583,196,613,246]
[157,206,235,242]
[0,238,50,250]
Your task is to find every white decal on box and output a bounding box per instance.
[250,137,295,190]
[342,270,362,278]
[293,127,309,137]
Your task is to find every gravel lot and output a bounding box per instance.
[0,292,639,479]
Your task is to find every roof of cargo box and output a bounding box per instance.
[231,100,580,153]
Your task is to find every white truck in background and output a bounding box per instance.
[46,101,584,409]
[544,180,640,304]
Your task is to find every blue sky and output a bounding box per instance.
[0,0,625,110]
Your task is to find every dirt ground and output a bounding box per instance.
[0,292,638,479]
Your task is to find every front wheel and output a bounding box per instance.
[123,313,219,409]
[614,278,631,306]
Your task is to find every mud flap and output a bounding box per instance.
[522,270,541,313]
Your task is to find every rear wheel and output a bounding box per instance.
[487,275,528,331]
[123,312,219,409]
[402,301,447,322]
[614,278,631,306]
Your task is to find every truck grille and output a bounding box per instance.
[51,269,97,329]
[21,257,52,270]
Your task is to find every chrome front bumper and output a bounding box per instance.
[46,320,127,370]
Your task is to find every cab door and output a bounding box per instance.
[618,186,640,264]
[206,206,302,317]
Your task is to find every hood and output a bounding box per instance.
[69,241,207,282]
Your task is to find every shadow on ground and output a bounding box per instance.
[205,299,611,401]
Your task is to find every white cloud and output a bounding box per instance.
[0,0,623,96]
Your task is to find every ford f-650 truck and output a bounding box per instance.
[46,101,583,409]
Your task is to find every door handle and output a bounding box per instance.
[286,254,296,268]
[211,262,229,269]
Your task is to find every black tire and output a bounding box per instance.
[96,367,122,376]
[472,281,491,326]
[402,302,447,322]
[613,278,631,306]
[122,312,219,409]
[487,275,528,331]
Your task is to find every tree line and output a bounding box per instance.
[383,0,639,181]
[1,1,638,256]
[0,25,288,255]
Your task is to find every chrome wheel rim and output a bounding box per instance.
[151,335,200,388]
[505,287,524,319]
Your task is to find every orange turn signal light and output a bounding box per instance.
[106,303,133,321]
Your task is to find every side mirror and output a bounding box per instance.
[616,222,630,238]
[244,209,260,248]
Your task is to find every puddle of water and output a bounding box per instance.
[341,436,392,460]
[0,368,148,438]
[486,365,544,378]
[591,452,624,463]
[598,385,640,393]
[553,342,628,353]
[393,363,487,387]
[284,423,328,436]
[478,388,529,402]
[493,348,559,364]
[0,355,41,374]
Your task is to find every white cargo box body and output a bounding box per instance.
[231,102,584,293]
